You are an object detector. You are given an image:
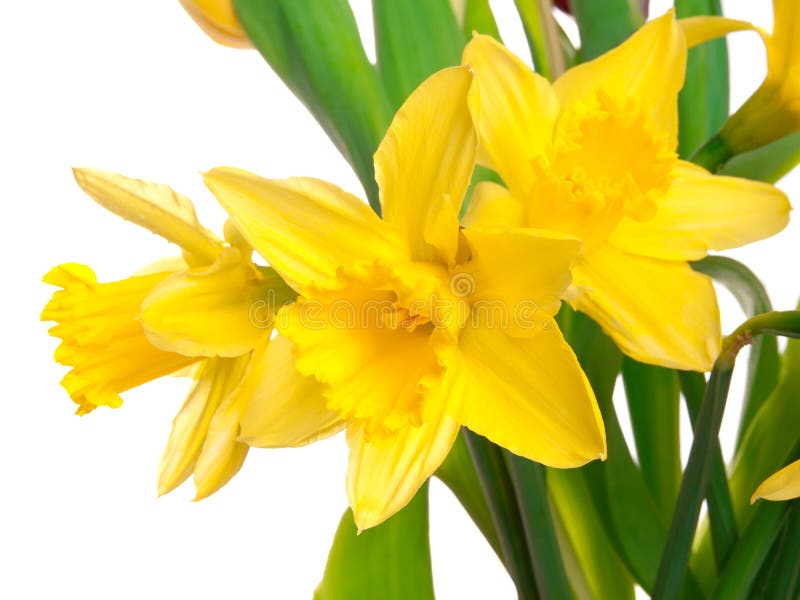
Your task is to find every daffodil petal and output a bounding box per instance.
[553,11,685,143]
[193,367,253,500]
[433,324,605,468]
[158,356,249,496]
[239,335,344,448]
[204,169,406,293]
[280,295,441,437]
[462,34,558,197]
[751,458,800,503]
[771,0,800,78]
[346,406,459,530]
[461,181,526,228]
[458,227,581,319]
[572,244,721,371]
[609,162,790,261]
[141,248,287,358]
[375,66,476,266]
[72,168,221,265]
[679,16,761,49]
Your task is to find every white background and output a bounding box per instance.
[1,1,795,598]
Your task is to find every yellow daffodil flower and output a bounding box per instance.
[710,0,800,153]
[204,66,606,530]
[461,11,791,372]
[178,0,250,48]
[752,458,800,503]
[42,168,305,499]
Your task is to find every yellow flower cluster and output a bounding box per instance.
[42,8,797,526]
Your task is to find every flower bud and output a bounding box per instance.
[720,0,800,153]
[178,0,251,48]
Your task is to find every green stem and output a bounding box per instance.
[678,371,738,570]
[463,429,539,599]
[505,453,572,600]
[654,312,800,599]
[690,131,734,172]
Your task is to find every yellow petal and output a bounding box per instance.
[204,169,406,293]
[178,0,251,48]
[158,356,249,496]
[609,161,791,261]
[72,168,221,265]
[458,227,581,319]
[461,181,526,229]
[193,368,252,500]
[679,16,761,49]
[279,293,441,437]
[433,324,605,468]
[42,263,199,415]
[571,244,721,371]
[238,335,344,448]
[462,34,559,197]
[751,458,800,503]
[375,66,476,266]
[141,248,293,357]
[346,404,460,530]
[553,11,685,143]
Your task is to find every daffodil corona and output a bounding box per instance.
[461,12,791,371]
[204,66,606,530]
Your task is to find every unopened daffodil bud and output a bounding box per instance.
[178,0,251,48]
[720,0,800,153]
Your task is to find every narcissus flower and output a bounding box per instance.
[42,169,300,499]
[178,0,250,48]
[462,11,791,371]
[204,66,606,530]
[720,0,800,152]
[752,458,800,503]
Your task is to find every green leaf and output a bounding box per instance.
[463,0,501,40]
[654,311,800,599]
[692,256,780,449]
[563,310,702,597]
[505,454,572,600]
[621,359,682,518]
[720,131,800,183]
[569,0,644,60]
[547,467,635,600]
[514,0,566,80]
[713,501,788,599]
[751,500,800,599]
[373,0,464,112]
[462,430,538,598]
[232,0,393,213]
[435,431,504,562]
[675,0,729,158]
[730,332,800,528]
[314,484,434,600]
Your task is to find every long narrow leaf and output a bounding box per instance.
[463,0,502,40]
[233,0,392,212]
[314,484,434,600]
[547,468,635,600]
[621,359,682,517]
[569,0,644,60]
[675,0,729,157]
[373,0,464,112]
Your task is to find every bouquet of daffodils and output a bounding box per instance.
[42,1,800,598]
